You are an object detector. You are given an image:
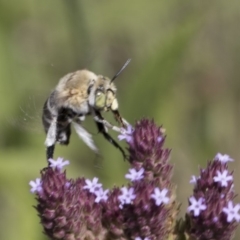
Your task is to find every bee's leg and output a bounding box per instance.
[46,145,55,160]
[112,110,129,128]
[94,110,127,160]
[72,119,98,153]
[93,115,122,133]
[44,117,57,162]
[58,124,71,145]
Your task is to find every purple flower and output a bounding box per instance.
[48,157,69,170]
[29,178,42,193]
[187,196,207,216]
[223,201,240,222]
[150,187,170,206]
[94,188,109,203]
[65,181,71,189]
[213,170,233,187]
[157,136,163,142]
[125,168,145,181]
[189,175,198,184]
[214,153,234,163]
[118,124,134,142]
[118,187,136,206]
[83,177,102,193]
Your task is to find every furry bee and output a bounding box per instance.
[42,59,130,161]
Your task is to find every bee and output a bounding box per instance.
[42,59,131,161]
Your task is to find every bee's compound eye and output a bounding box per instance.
[95,91,106,109]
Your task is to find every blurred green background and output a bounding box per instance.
[1,0,240,239]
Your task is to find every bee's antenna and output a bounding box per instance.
[110,58,131,83]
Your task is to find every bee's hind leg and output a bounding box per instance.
[44,117,57,164]
[46,145,55,160]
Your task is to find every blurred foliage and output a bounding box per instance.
[1,0,240,239]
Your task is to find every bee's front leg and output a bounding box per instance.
[112,110,129,128]
[93,110,128,160]
[93,115,122,133]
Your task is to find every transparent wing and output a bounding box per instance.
[8,95,43,133]
[72,120,99,153]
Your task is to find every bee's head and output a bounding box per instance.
[90,59,131,111]
[94,77,118,111]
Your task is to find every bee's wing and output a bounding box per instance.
[72,121,98,153]
[8,95,43,133]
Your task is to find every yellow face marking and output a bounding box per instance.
[111,98,118,111]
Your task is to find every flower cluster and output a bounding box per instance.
[185,153,239,240]
[29,119,240,240]
[31,160,105,239]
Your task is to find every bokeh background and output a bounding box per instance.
[1,0,240,239]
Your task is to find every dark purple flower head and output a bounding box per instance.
[32,165,107,240]
[185,154,239,240]
[119,119,173,184]
[119,119,178,238]
[102,119,180,240]
[127,119,167,162]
